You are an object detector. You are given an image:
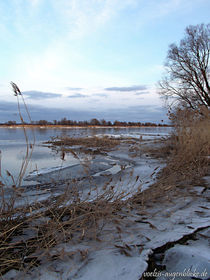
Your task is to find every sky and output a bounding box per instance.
[0,0,209,123]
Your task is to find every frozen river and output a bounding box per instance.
[0,126,172,186]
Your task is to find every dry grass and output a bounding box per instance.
[0,83,123,275]
[131,107,210,207]
[141,107,210,180]
[1,83,209,276]
[47,135,121,152]
[0,182,127,276]
[164,107,210,176]
[2,108,209,275]
[0,85,131,276]
[0,95,127,276]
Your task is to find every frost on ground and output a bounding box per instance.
[3,183,209,280]
[155,227,210,280]
[2,137,210,280]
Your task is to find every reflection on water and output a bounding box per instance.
[0,126,172,141]
[0,142,79,186]
[0,126,172,186]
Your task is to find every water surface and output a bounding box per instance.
[0,126,172,186]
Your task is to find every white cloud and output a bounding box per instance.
[134,0,208,28]
[2,0,207,41]
[52,0,139,38]
[2,0,205,111]
[29,0,41,7]
[50,0,200,39]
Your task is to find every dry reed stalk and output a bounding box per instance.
[0,150,1,177]
[10,82,35,188]
[0,183,126,275]
[168,107,210,172]
[0,83,130,276]
[2,84,208,277]
[131,108,210,207]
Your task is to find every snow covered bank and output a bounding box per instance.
[1,135,209,280]
[3,175,210,280]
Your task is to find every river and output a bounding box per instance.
[0,126,172,186]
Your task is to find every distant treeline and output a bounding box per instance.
[1,118,170,127]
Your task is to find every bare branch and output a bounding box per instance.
[159,23,210,110]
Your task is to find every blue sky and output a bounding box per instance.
[0,0,209,123]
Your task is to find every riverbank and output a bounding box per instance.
[0,124,172,129]
[1,130,209,279]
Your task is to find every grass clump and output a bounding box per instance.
[131,107,210,207]
[166,107,210,175]
[143,107,210,181]
[0,184,126,276]
[47,135,120,151]
[0,83,127,276]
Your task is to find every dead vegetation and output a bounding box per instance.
[46,135,121,151]
[168,107,210,171]
[154,107,210,192]
[1,108,209,276]
[0,182,127,276]
[0,83,209,277]
[132,107,210,207]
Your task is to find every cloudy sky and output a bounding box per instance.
[0,0,209,123]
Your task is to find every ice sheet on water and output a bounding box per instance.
[3,183,209,280]
[95,132,169,140]
[26,163,80,177]
[157,228,210,280]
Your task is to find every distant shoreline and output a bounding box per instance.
[0,124,172,129]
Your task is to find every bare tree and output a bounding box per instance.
[159,23,210,110]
